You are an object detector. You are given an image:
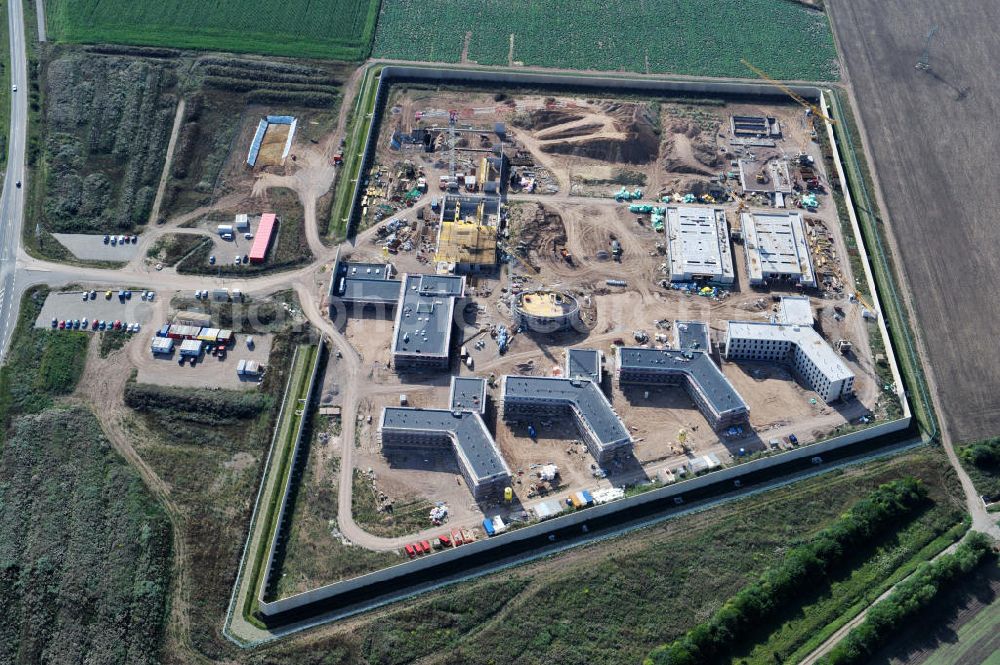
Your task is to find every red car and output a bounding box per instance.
[58,320,65,329]
[404,544,416,559]
[114,320,122,330]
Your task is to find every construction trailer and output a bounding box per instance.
[179,339,203,357]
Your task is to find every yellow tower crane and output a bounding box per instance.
[740,59,836,125]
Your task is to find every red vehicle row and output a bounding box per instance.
[404,528,477,558]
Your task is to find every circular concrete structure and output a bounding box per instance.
[513,290,581,334]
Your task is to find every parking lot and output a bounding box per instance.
[52,233,141,261]
[135,332,273,390]
[34,290,157,329]
[195,215,265,267]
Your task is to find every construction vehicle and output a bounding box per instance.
[851,291,878,318]
[741,59,835,125]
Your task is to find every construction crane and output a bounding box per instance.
[915,26,939,71]
[852,291,878,318]
[448,109,458,190]
[740,59,835,125]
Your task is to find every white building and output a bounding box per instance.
[741,211,816,288]
[776,295,814,327]
[665,206,735,284]
[724,321,854,403]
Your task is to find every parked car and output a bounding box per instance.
[110,237,117,246]
[89,290,97,300]
[58,320,65,329]
[788,434,799,445]
[81,319,88,329]
[209,255,215,265]
[103,235,110,244]
[234,256,241,265]
[131,235,138,244]
[81,292,88,301]
[105,290,112,299]
[124,290,132,300]
[243,254,249,264]
[145,291,154,301]
[114,320,122,330]
[50,318,57,328]
[243,232,253,240]
[72,319,80,329]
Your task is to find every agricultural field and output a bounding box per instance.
[373,0,838,80]
[0,288,171,664]
[41,50,178,234]
[46,0,381,60]
[826,0,1000,441]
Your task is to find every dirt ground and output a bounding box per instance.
[321,85,893,539]
[134,333,272,390]
[829,0,1000,442]
[256,122,292,166]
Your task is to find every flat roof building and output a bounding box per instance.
[741,211,816,288]
[565,348,602,383]
[664,206,735,283]
[500,375,632,464]
[724,321,854,403]
[380,408,510,501]
[328,256,467,373]
[392,273,466,371]
[675,320,711,352]
[450,376,487,414]
[617,346,749,429]
[776,295,814,327]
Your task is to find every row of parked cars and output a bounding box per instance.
[80,289,156,302]
[208,254,250,265]
[52,318,141,332]
[103,234,138,246]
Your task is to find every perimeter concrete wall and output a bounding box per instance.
[260,416,909,620]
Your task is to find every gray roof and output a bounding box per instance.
[393,274,465,358]
[618,347,748,416]
[332,261,402,305]
[566,348,602,381]
[381,407,510,481]
[450,376,487,414]
[502,376,631,449]
[675,321,710,352]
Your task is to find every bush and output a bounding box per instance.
[646,478,929,665]
[820,533,994,665]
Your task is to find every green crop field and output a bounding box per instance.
[374,0,838,80]
[46,0,381,60]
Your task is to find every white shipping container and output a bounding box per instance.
[237,359,247,375]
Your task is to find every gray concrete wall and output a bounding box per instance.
[259,343,325,602]
[260,416,908,617]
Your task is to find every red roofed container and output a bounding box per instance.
[249,213,276,263]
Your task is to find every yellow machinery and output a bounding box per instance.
[740,59,836,125]
[853,291,878,317]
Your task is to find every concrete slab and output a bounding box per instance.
[35,290,157,329]
[135,333,273,390]
[52,233,140,261]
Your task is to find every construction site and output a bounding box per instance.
[307,80,898,570]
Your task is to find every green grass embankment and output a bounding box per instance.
[239,342,319,627]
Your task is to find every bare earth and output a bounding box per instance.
[829,0,1000,441]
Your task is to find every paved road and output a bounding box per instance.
[0,0,29,360]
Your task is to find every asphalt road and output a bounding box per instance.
[0,0,28,361]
